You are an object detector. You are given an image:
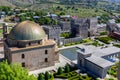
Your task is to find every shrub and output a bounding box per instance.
[57,67,63,75]
[45,71,50,80]
[99,31,107,35]
[38,73,44,80]
[65,64,70,73]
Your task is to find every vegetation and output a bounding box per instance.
[45,71,50,80]
[107,63,119,77]
[57,67,63,75]
[38,71,54,80]
[98,13,111,24]
[81,38,93,43]
[60,32,72,38]
[113,44,120,48]
[99,31,108,35]
[54,71,97,80]
[96,36,114,44]
[115,18,120,23]
[38,73,44,80]
[0,61,36,80]
[64,64,71,73]
[92,40,104,47]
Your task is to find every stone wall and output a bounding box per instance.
[10,45,57,71]
[61,37,82,45]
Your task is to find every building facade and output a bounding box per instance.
[3,21,59,70]
[42,25,61,45]
[77,45,120,78]
[71,18,97,38]
[107,19,120,40]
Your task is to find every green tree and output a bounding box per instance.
[20,15,26,21]
[38,73,44,80]
[65,64,70,73]
[45,71,50,80]
[57,67,63,75]
[0,61,36,80]
[59,12,65,16]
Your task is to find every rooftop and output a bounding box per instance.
[86,55,114,68]
[94,46,120,57]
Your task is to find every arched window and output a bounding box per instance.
[45,50,48,55]
[38,41,40,44]
[22,62,25,67]
[29,42,31,46]
[45,58,48,62]
[21,54,25,59]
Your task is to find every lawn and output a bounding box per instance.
[96,36,114,44]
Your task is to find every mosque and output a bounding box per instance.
[3,21,59,70]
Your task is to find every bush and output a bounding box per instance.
[99,31,107,35]
[57,67,63,75]
[113,44,120,48]
[38,73,44,80]
[55,73,71,79]
[45,71,50,80]
[65,64,70,73]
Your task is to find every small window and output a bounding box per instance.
[45,50,48,54]
[29,42,31,46]
[45,58,48,62]
[54,38,56,41]
[38,41,40,44]
[22,62,25,67]
[21,54,25,59]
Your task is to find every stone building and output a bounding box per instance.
[59,21,71,32]
[3,21,59,70]
[71,18,89,38]
[71,18,97,38]
[42,25,61,45]
[107,19,120,40]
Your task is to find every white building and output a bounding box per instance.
[77,45,120,78]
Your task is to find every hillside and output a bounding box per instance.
[0,0,15,7]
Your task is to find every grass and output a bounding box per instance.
[113,44,120,48]
[96,36,114,44]
[107,63,119,78]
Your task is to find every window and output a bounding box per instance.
[22,62,25,67]
[38,41,41,44]
[45,50,48,54]
[45,58,48,62]
[21,54,25,59]
[29,42,31,46]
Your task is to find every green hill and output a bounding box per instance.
[0,0,15,8]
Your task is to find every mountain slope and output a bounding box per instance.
[0,0,15,7]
